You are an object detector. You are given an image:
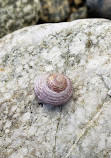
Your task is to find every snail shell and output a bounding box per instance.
[34,73,72,106]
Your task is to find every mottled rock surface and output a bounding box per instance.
[68,0,87,21]
[40,0,70,22]
[69,6,87,21]
[0,0,41,38]
[74,0,83,5]
[0,19,111,158]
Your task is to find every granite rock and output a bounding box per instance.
[40,0,70,22]
[0,19,111,158]
[74,0,83,6]
[69,6,87,21]
[0,0,41,38]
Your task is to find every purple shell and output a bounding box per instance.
[34,73,72,106]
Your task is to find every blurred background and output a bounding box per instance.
[0,0,111,38]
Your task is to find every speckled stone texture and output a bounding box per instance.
[40,0,70,22]
[69,6,87,21]
[0,19,111,158]
[74,0,83,5]
[0,0,41,38]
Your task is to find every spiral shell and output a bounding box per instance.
[34,73,72,106]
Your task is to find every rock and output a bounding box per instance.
[0,19,111,158]
[74,0,83,6]
[86,0,111,19]
[68,0,87,21]
[0,0,41,38]
[69,0,83,6]
[40,0,70,22]
[69,6,87,21]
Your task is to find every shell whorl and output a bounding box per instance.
[47,74,67,92]
[34,73,72,106]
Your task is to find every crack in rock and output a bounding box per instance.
[97,74,111,97]
[64,98,107,158]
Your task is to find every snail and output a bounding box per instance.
[34,73,72,106]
